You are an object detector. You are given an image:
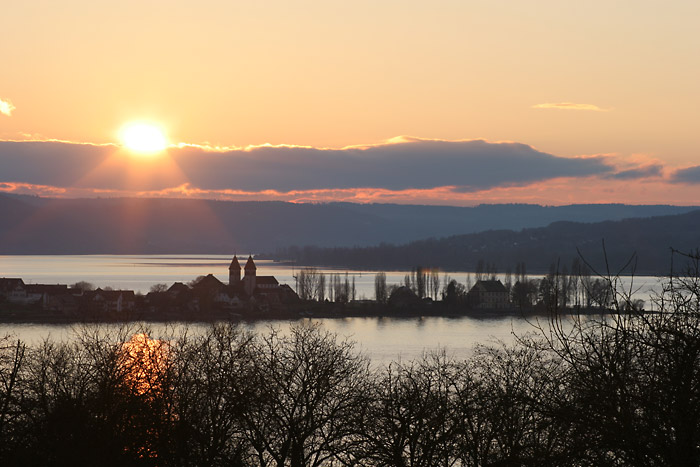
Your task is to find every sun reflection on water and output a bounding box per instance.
[120,332,169,396]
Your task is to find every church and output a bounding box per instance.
[185,255,297,309]
[228,255,280,295]
[227,255,296,302]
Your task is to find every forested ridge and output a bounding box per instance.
[264,209,700,275]
[0,193,696,254]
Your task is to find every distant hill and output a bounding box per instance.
[261,210,700,276]
[0,194,698,258]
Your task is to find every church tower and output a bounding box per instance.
[244,255,257,295]
[229,255,241,287]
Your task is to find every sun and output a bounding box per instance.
[120,122,168,154]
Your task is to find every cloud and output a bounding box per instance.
[169,138,614,192]
[0,181,67,196]
[608,164,664,180]
[0,141,116,188]
[532,102,610,112]
[0,138,672,201]
[671,165,700,184]
[0,98,15,116]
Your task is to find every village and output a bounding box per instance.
[0,254,554,322]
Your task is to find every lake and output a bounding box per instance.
[0,316,545,363]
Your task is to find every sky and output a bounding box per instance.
[1,0,699,205]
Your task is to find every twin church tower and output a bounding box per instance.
[228,254,282,297]
[229,255,257,296]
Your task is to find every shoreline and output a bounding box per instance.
[0,303,613,325]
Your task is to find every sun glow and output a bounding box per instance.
[120,122,168,154]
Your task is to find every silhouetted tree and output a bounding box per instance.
[0,337,25,462]
[511,279,539,309]
[375,272,388,303]
[475,260,485,282]
[536,249,700,465]
[149,283,168,293]
[169,323,257,466]
[71,281,95,292]
[365,352,459,466]
[443,280,467,306]
[297,268,324,301]
[430,269,441,301]
[317,272,326,302]
[188,276,207,287]
[241,324,371,466]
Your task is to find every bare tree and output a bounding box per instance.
[241,323,371,466]
[430,270,441,301]
[71,281,95,292]
[188,276,207,288]
[317,272,326,302]
[0,336,25,461]
[415,267,426,299]
[475,260,485,282]
[534,249,700,465]
[149,283,168,293]
[169,323,258,466]
[365,352,460,466]
[451,340,569,466]
[297,268,323,301]
[375,272,388,303]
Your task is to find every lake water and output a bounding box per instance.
[0,317,543,363]
[0,254,664,362]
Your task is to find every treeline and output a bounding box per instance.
[296,258,621,311]
[261,209,700,275]
[2,253,700,465]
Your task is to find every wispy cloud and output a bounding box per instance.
[532,102,610,112]
[0,97,15,117]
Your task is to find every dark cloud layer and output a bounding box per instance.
[0,141,114,187]
[0,139,639,193]
[172,140,612,192]
[672,165,700,184]
[608,164,663,180]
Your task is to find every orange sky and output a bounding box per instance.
[1,1,699,205]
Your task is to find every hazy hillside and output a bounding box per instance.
[0,194,697,255]
[262,210,700,276]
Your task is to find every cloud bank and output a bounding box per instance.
[173,139,618,192]
[532,102,609,112]
[0,137,691,205]
[0,98,15,117]
[606,164,663,180]
[672,165,700,184]
[0,138,617,193]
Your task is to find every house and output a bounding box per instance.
[214,290,243,309]
[388,286,421,308]
[167,282,190,297]
[192,274,226,293]
[467,280,509,309]
[45,292,79,314]
[85,289,136,313]
[0,278,27,303]
[24,284,70,309]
